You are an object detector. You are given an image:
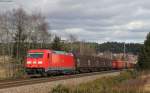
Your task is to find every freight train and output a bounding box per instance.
[25,49,135,76]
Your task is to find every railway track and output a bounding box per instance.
[0,70,120,89]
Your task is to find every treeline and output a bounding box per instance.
[97,42,143,55]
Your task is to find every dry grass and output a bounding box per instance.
[112,78,146,93]
[51,70,148,93]
[0,56,24,79]
[0,56,14,63]
[0,64,20,79]
[142,72,150,92]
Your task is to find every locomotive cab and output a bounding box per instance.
[25,49,51,75]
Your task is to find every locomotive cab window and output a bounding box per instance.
[27,53,44,58]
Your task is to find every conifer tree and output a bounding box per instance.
[51,36,62,50]
[138,32,150,70]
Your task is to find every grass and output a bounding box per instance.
[0,63,25,80]
[0,56,27,80]
[51,70,147,93]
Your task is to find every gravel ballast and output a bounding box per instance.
[0,72,120,93]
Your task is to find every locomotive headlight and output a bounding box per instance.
[27,61,31,64]
[33,61,37,64]
[38,61,42,64]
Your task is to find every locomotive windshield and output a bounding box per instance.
[27,53,43,58]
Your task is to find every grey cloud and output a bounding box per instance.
[0,0,150,43]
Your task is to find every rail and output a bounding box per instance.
[0,70,121,89]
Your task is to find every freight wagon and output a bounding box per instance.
[112,60,126,69]
[75,55,112,72]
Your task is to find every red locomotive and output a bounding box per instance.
[26,49,75,75]
[25,49,135,76]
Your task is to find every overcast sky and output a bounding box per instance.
[0,0,149,43]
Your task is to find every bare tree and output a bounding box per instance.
[8,8,29,59]
[26,13,51,49]
[7,8,51,60]
[79,41,96,56]
[0,12,14,77]
[68,34,77,43]
[0,8,51,58]
[0,8,51,78]
[67,34,78,51]
[0,12,13,58]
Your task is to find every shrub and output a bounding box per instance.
[51,85,70,93]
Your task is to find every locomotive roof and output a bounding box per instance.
[28,49,72,55]
[54,51,67,54]
[28,49,51,53]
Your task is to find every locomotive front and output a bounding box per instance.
[25,49,51,75]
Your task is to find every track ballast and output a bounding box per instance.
[0,70,120,89]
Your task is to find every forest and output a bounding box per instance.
[97,42,143,55]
